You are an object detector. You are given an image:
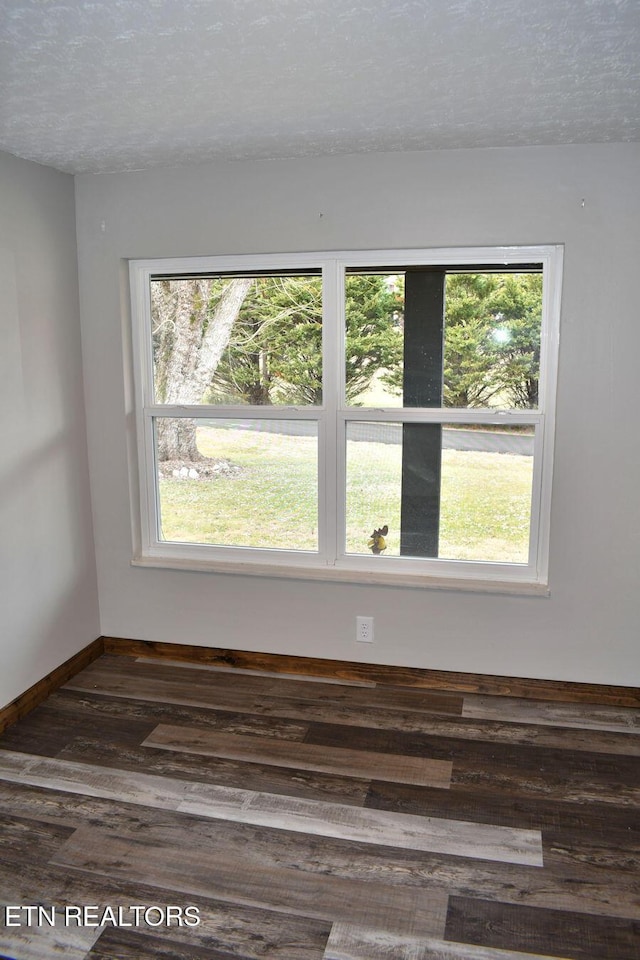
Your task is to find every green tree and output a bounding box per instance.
[486,273,542,408]
[208,276,323,404]
[212,273,402,405]
[443,273,503,407]
[379,271,542,409]
[345,274,403,403]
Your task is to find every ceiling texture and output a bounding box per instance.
[1,0,639,175]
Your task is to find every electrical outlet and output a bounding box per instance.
[356,616,374,643]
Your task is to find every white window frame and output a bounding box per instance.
[129,245,562,594]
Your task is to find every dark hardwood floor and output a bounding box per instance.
[0,653,638,959]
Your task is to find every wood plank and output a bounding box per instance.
[0,702,157,759]
[463,695,640,735]
[0,813,74,864]
[0,779,452,883]
[45,687,311,742]
[0,916,101,960]
[0,778,174,832]
[0,750,192,810]
[0,856,331,960]
[62,669,485,736]
[0,751,37,777]
[2,792,635,933]
[48,814,640,934]
[74,657,464,716]
[304,710,640,757]
[87,928,244,960]
[323,923,564,959]
[2,780,634,923]
[0,750,542,865]
[179,783,543,866]
[307,720,640,807]
[0,638,104,733]
[0,781,544,901]
[365,780,640,834]
[143,724,453,788]
[541,824,640,874]
[341,853,640,922]
[444,895,640,960]
[102,638,640,707]
[324,922,433,959]
[56,736,370,806]
[51,826,450,939]
[451,753,640,807]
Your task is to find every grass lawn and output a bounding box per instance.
[158,424,533,563]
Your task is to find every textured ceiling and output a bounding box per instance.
[1,0,639,174]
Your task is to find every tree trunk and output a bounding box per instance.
[156,418,200,462]
[152,277,253,460]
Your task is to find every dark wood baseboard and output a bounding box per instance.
[102,636,640,708]
[0,637,105,733]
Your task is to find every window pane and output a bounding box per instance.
[346,270,542,410]
[345,422,534,563]
[344,272,404,407]
[151,273,322,406]
[444,273,542,410]
[155,418,318,550]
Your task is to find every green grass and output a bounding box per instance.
[344,440,532,562]
[158,425,533,562]
[159,426,318,550]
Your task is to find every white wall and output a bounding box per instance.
[0,151,99,708]
[75,143,640,686]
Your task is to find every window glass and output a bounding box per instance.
[344,272,404,406]
[151,273,322,406]
[155,418,318,550]
[345,422,534,564]
[346,270,542,410]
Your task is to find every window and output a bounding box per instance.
[129,247,562,591]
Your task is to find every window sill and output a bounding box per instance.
[131,554,550,596]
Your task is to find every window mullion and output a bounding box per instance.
[341,408,542,425]
[146,404,322,420]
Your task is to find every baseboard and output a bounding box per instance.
[102,636,640,708]
[0,638,105,734]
